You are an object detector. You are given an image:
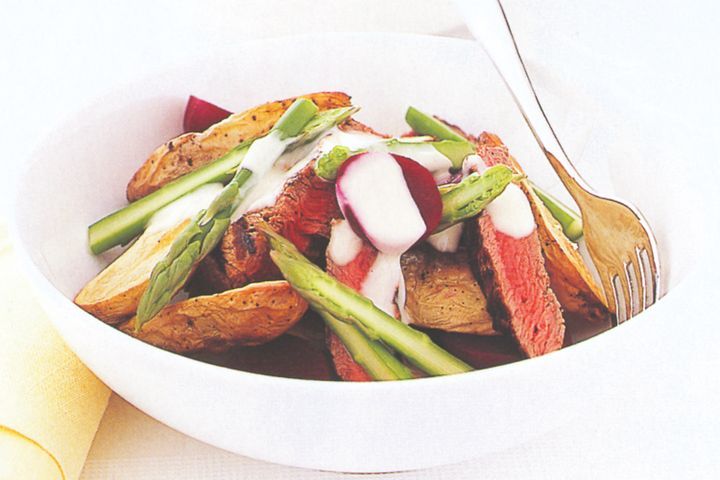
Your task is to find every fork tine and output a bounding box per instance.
[632,247,647,311]
[641,245,660,306]
[616,268,633,323]
[597,265,615,312]
[623,260,640,317]
[609,273,626,325]
[599,267,622,326]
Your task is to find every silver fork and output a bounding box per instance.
[455,0,661,324]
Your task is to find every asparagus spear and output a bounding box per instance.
[531,182,583,241]
[259,224,472,377]
[286,106,360,148]
[430,140,477,169]
[405,106,470,143]
[88,105,358,254]
[88,145,245,254]
[438,165,518,231]
[321,311,413,380]
[314,145,361,180]
[135,99,319,330]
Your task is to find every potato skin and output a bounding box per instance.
[119,281,308,353]
[74,220,189,324]
[126,92,353,201]
[401,247,496,335]
[477,132,610,323]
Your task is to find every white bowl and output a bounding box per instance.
[10,33,720,472]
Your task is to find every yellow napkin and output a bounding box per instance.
[0,224,111,480]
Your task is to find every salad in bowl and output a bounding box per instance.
[74,92,610,381]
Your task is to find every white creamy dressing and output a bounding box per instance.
[229,129,386,222]
[327,220,364,266]
[317,127,384,154]
[374,141,454,183]
[387,135,435,143]
[254,129,455,221]
[232,166,291,217]
[240,129,292,177]
[235,147,315,216]
[337,152,426,254]
[145,182,224,234]
[319,129,454,183]
[485,183,536,238]
[462,154,485,176]
[147,130,459,242]
[462,155,536,239]
[360,252,403,316]
[327,219,406,318]
[227,129,296,221]
[426,222,464,253]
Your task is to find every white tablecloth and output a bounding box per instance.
[2,1,718,478]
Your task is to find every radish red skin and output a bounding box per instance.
[183,95,232,133]
[393,154,442,241]
[335,152,442,250]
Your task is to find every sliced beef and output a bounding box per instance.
[192,162,342,292]
[187,247,233,296]
[324,240,378,382]
[326,242,378,290]
[469,142,565,357]
[478,132,610,325]
[326,326,373,382]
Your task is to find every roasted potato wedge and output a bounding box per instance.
[401,247,497,335]
[119,281,308,353]
[478,132,610,323]
[127,91,353,201]
[74,220,189,324]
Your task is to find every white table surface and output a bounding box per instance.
[2,1,719,478]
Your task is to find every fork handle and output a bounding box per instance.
[455,0,593,205]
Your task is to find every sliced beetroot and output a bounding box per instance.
[336,152,442,253]
[432,331,522,370]
[394,154,443,240]
[183,95,233,133]
[190,334,336,380]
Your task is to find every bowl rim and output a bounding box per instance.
[7,31,714,393]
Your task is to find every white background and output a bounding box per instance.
[2,1,719,478]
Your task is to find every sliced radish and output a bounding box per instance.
[393,154,443,237]
[183,95,232,133]
[335,152,442,254]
